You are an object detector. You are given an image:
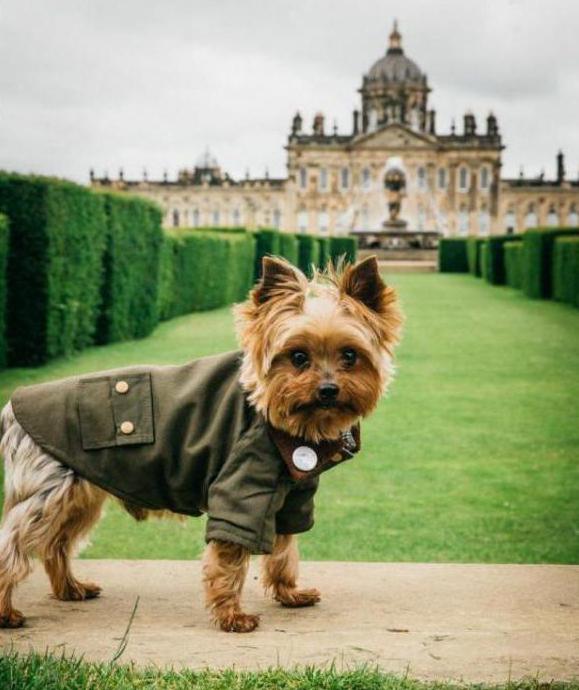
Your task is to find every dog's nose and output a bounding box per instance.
[317,383,339,402]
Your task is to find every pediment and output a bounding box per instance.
[351,124,436,150]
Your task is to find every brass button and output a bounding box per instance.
[120,421,135,435]
[115,380,129,394]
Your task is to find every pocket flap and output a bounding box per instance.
[79,373,155,450]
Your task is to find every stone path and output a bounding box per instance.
[1,560,578,683]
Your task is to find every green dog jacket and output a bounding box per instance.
[10,350,360,554]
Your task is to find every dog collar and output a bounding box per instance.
[267,423,361,481]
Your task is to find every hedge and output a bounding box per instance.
[297,234,320,276]
[0,215,9,367]
[521,227,579,299]
[438,238,468,273]
[254,229,280,279]
[0,173,107,365]
[552,237,579,308]
[329,237,358,266]
[483,235,522,285]
[97,193,164,344]
[317,237,331,269]
[467,237,486,277]
[480,242,490,281]
[279,233,299,266]
[161,230,256,318]
[504,242,523,289]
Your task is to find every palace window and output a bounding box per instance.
[525,204,538,229]
[547,205,559,226]
[212,209,220,226]
[417,167,427,191]
[458,206,469,235]
[232,208,240,226]
[172,209,180,227]
[480,166,490,190]
[504,208,516,233]
[568,204,578,226]
[362,167,371,191]
[318,211,329,233]
[319,168,328,192]
[341,167,350,190]
[182,210,189,226]
[417,205,426,230]
[273,209,281,229]
[478,207,490,235]
[437,168,447,190]
[299,167,307,190]
[192,209,200,227]
[297,210,308,233]
[458,166,470,192]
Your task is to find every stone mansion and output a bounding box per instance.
[91,22,579,237]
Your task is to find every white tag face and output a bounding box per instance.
[292,446,318,472]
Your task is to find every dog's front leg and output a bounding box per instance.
[202,539,258,632]
[262,534,321,607]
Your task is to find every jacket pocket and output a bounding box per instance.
[78,373,155,450]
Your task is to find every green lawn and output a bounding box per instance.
[1,274,578,563]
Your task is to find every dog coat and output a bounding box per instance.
[10,350,360,554]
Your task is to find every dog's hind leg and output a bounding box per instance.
[40,481,105,602]
[261,534,320,608]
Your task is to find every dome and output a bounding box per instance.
[366,22,424,85]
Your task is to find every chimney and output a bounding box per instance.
[119,168,124,181]
[353,109,360,135]
[464,112,476,136]
[89,168,94,182]
[313,112,325,136]
[428,109,436,135]
[557,150,565,184]
[291,111,303,135]
[487,112,498,137]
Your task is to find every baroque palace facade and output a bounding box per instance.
[91,23,579,237]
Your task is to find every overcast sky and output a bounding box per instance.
[1,0,578,184]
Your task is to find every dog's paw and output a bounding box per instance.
[277,587,321,608]
[0,608,25,628]
[219,612,260,633]
[57,580,102,602]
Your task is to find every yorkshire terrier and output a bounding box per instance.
[0,255,401,633]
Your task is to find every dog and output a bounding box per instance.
[0,255,402,633]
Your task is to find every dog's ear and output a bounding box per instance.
[253,256,305,305]
[340,256,387,313]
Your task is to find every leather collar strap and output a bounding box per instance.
[267,423,361,481]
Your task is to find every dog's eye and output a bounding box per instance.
[342,348,357,367]
[290,350,309,369]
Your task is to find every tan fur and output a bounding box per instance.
[0,255,402,632]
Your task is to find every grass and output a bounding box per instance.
[0,274,578,563]
[0,653,577,690]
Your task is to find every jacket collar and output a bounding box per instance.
[267,423,361,481]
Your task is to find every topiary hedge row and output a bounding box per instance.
[297,234,320,276]
[0,173,107,366]
[329,236,358,266]
[160,230,256,319]
[483,236,522,285]
[318,237,331,269]
[504,242,523,289]
[253,228,280,279]
[552,237,579,308]
[279,232,299,265]
[521,227,579,299]
[467,237,486,277]
[438,238,468,273]
[0,214,9,367]
[97,193,164,344]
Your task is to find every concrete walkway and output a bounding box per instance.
[1,560,578,683]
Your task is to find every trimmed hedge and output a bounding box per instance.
[438,238,468,273]
[484,236,522,285]
[318,237,331,269]
[279,233,299,266]
[161,230,256,318]
[97,193,164,344]
[467,237,486,277]
[0,173,107,365]
[552,237,579,308]
[297,234,320,276]
[0,214,9,367]
[254,228,280,279]
[504,242,523,289]
[522,227,579,299]
[329,237,358,266]
[480,243,490,281]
